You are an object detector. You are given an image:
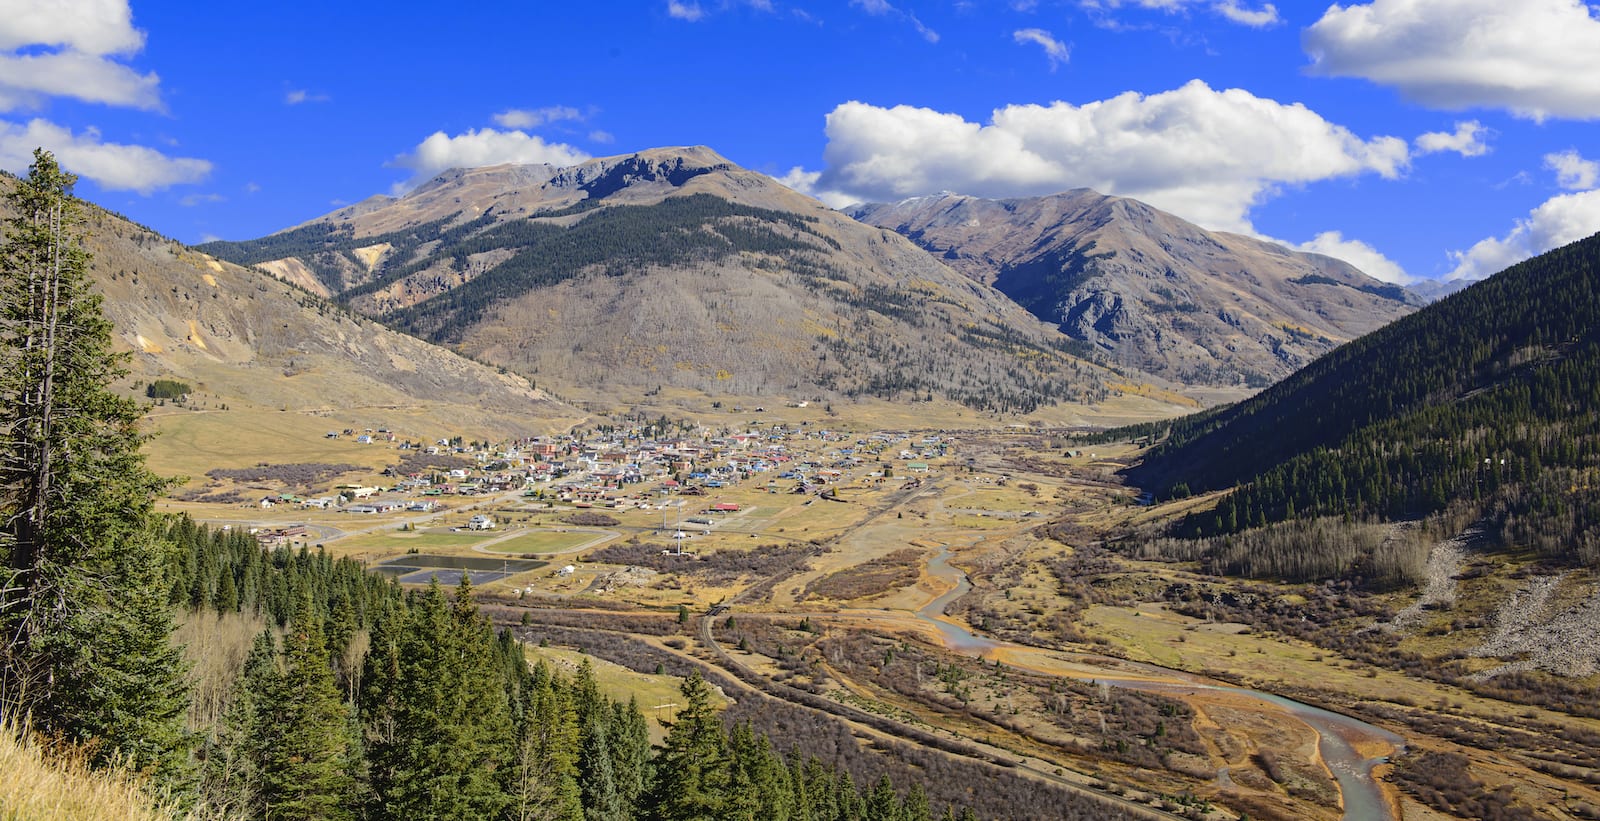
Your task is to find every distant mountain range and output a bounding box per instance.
[199,147,1440,415]
[4,177,577,437]
[201,147,1144,415]
[851,191,1424,387]
[1407,276,1477,302]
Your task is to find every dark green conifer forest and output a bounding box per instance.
[1122,230,1600,576]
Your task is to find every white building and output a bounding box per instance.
[468,514,495,531]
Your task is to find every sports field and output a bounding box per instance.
[477,530,603,554]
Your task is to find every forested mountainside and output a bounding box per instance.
[852,191,1421,388]
[1124,231,1600,563]
[199,149,1164,414]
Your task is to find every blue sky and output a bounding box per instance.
[5,0,1599,284]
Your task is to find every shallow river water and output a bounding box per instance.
[919,546,1403,821]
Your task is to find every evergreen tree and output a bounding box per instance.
[324,589,357,692]
[645,669,728,820]
[864,775,900,821]
[573,657,604,728]
[214,565,239,612]
[514,660,582,821]
[802,756,839,821]
[366,578,515,820]
[253,595,354,820]
[580,713,625,821]
[359,595,403,751]
[723,723,764,821]
[900,782,930,821]
[0,148,186,778]
[609,697,652,816]
[725,722,792,821]
[787,750,815,821]
[80,524,193,783]
[835,771,864,821]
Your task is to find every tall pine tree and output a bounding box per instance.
[644,668,728,820]
[0,149,187,780]
[365,578,515,820]
[514,660,582,821]
[252,595,355,820]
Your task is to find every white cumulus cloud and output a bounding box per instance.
[0,118,210,193]
[0,41,159,111]
[0,0,161,112]
[0,2,202,194]
[774,166,861,209]
[1414,120,1490,157]
[1294,230,1412,284]
[1013,28,1070,70]
[492,106,583,129]
[803,80,1409,233]
[1546,149,1599,191]
[667,1,705,21]
[1448,189,1600,279]
[0,0,144,56]
[1305,0,1600,121]
[390,128,590,192]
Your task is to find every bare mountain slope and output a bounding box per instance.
[6,179,578,438]
[203,148,1172,415]
[851,191,1423,387]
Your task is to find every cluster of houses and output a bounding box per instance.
[532,426,948,510]
[254,425,951,518]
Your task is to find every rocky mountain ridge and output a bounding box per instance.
[203,148,1176,417]
[851,191,1424,387]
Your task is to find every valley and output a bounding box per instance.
[161,411,1600,820]
[8,3,1600,820]
[7,144,1598,821]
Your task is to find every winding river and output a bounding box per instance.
[919,545,1404,821]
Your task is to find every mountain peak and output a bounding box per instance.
[853,189,1422,388]
[615,144,734,167]
[543,146,739,200]
[297,146,811,238]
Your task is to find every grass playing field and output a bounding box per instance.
[478,530,606,554]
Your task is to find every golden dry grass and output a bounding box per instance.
[143,407,397,483]
[0,721,183,821]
